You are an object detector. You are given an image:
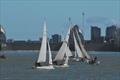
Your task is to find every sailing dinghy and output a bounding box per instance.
[76,29,100,64]
[35,21,54,69]
[53,27,72,67]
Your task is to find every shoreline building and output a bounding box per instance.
[105,25,120,51]
[50,34,61,44]
[91,26,102,43]
[105,25,117,43]
[114,27,120,50]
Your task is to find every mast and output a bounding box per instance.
[82,12,85,36]
[82,12,85,28]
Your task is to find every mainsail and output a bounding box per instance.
[73,33,84,58]
[54,26,72,61]
[37,21,47,63]
[54,42,67,61]
[64,53,69,65]
[66,45,72,57]
[76,29,91,59]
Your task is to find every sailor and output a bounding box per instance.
[80,58,84,62]
[53,61,57,65]
[93,56,97,63]
[94,56,97,61]
[35,61,41,67]
[88,56,97,64]
[0,55,6,59]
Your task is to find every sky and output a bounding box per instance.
[0,0,120,40]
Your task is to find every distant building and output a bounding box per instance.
[91,26,101,42]
[49,39,53,44]
[7,39,14,43]
[105,25,117,42]
[51,34,61,44]
[0,25,6,48]
[114,27,120,50]
[27,40,40,44]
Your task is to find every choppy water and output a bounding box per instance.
[0,51,120,80]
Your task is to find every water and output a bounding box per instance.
[0,51,120,80]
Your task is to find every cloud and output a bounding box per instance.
[110,19,120,27]
[86,17,108,24]
[86,16,120,27]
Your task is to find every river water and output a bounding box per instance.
[0,51,120,80]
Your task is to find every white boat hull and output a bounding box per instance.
[54,64,69,68]
[36,65,54,69]
[63,64,69,67]
[73,58,80,62]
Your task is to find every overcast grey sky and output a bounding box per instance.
[0,0,120,40]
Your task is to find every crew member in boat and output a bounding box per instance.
[0,55,6,59]
[53,61,63,65]
[88,56,97,64]
[80,57,84,62]
[35,61,41,67]
[53,61,57,65]
[80,56,87,62]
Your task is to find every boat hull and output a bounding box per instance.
[36,65,54,69]
[54,64,69,68]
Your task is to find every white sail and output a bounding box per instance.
[64,55,69,65]
[74,50,77,58]
[73,33,84,58]
[48,41,53,65]
[76,29,91,59]
[65,26,71,42]
[63,46,72,64]
[54,42,67,61]
[37,21,47,63]
[54,26,71,61]
[54,43,72,61]
[66,46,72,57]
